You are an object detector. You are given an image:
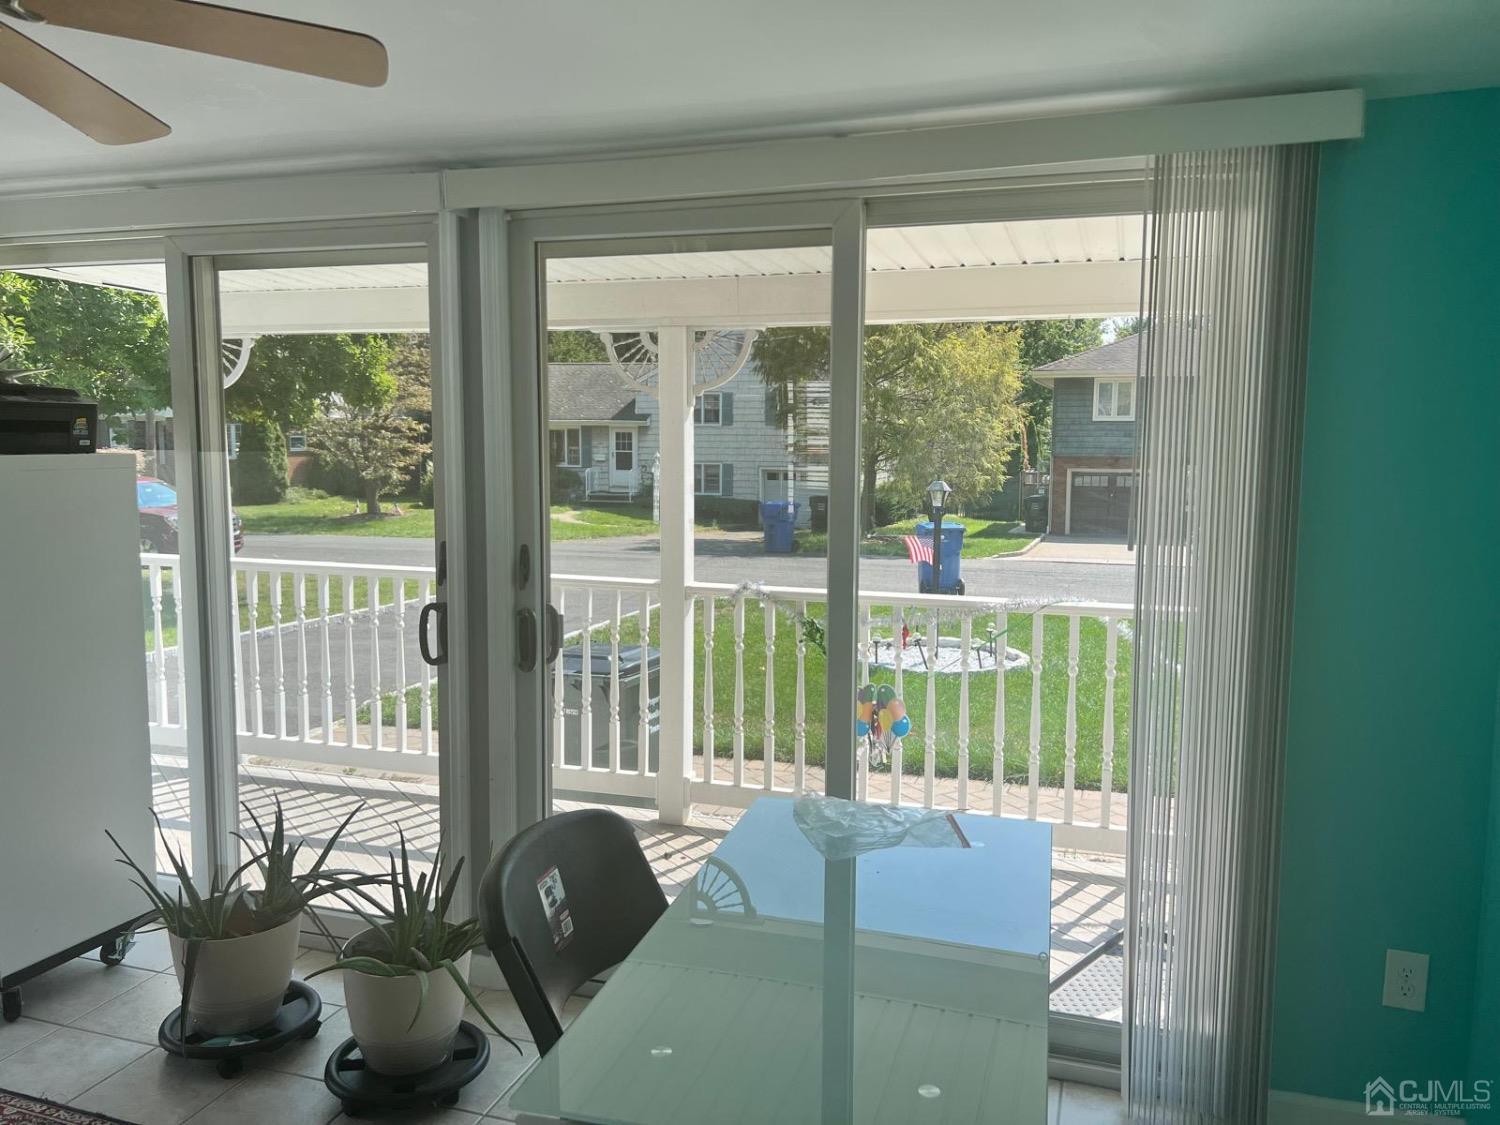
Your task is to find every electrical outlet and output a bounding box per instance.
[1383,949,1429,1012]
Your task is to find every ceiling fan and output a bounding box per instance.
[0,0,388,146]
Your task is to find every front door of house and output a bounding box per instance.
[610,428,635,492]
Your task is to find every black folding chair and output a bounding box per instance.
[478,808,668,1054]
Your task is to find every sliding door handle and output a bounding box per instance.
[516,609,538,672]
[544,604,564,666]
[418,601,447,667]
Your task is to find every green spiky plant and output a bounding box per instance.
[107,799,366,941]
[310,832,522,1054]
[107,799,376,1032]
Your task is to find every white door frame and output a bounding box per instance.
[609,426,637,492]
[502,198,866,833]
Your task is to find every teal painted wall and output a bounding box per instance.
[1472,676,1500,1081]
[1272,87,1500,1100]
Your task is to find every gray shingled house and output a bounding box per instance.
[1029,332,1141,536]
[548,361,828,525]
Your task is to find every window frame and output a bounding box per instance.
[694,462,724,496]
[1093,378,1136,422]
[225,421,243,460]
[550,426,583,467]
[694,392,723,426]
[285,430,309,453]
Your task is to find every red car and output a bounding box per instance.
[137,476,244,554]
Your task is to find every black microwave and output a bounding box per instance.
[0,387,98,455]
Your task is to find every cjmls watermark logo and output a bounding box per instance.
[1365,1076,1493,1117]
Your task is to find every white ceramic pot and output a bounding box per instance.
[169,914,301,1036]
[343,941,471,1076]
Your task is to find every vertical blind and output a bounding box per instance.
[1126,144,1319,1123]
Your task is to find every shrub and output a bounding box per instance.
[551,465,583,504]
[872,479,921,527]
[229,417,288,504]
[419,460,436,507]
[694,496,761,528]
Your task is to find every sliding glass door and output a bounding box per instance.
[504,202,863,868]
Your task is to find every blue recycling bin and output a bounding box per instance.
[760,500,799,554]
[915,520,965,594]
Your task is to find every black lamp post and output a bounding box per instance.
[927,479,952,595]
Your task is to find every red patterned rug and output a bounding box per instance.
[0,1090,136,1124]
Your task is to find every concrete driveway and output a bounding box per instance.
[1026,535,1137,565]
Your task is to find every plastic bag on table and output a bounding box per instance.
[791,795,969,861]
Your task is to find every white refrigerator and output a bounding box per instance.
[0,454,154,1016]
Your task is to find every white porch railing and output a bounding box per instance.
[143,555,1131,854]
[143,553,441,776]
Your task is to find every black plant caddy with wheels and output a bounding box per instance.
[324,1020,491,1116]
[158,979,322,1078]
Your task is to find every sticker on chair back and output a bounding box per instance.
[537,866,574,951]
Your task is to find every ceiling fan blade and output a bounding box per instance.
[23,0,389,87]
[0,22,170,144]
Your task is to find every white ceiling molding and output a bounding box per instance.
[443,90,1363,211]
[0,90,1356,246]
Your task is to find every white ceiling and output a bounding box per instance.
[1,0,1497,192]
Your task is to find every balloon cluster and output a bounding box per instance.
[856,683,911,764]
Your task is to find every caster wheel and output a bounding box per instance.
[2,988,20,1023]
[300,1020,321,1040]
[99,932,135,967]
[215,1057,243,1079]
[342,1101,362,1117]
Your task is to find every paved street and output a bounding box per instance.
[244,531,1135,604]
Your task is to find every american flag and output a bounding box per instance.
[902,534,933,566]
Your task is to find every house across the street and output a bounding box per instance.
[548,361,829,525]
[1030,332,1141,537]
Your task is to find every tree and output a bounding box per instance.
[547,330,607,363]
[0,272,170,417]
[228,333,395,431]
[307,342,430,516]
[754,322,1026,529]
[230,415,290,504]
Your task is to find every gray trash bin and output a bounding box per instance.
[559,644,660,772]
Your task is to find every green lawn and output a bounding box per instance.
[375,600,1131,792]
[797,515,1037,560]
[237,491,437,538]
[549,504,660,540]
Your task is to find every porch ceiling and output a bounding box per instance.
[16,214,1143,334]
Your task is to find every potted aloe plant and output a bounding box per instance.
[312,834,520,1075]
[108,800,362,1036]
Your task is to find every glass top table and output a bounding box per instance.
[510,795,1052,1124]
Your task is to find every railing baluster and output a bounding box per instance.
[171,560,186,729]
[294,570,309,741]
[732,594,746,788]
[394,577,409,754]
[552,587,566,769]
[858,603,872,802]
[148,561,168,722]
[1028,613,1044,819]
[247,569,264,737]
[702,594,715,783]
[794,599,807,794]
[992,609,1007,816]
[580,589,594,770]
[609,590,622,774]
[763,599,776,791]
[270,569,287,739]
[343,573,358,748]
[924,613,938,808]
[1064,615,1080,824]
[958,615,972,811]
[369,577,383,752]
[420,577,434,756]
[1101,617,1119,829]
[638,594,651,777]
[230,564,247,734]
[319,573,334,745]
[891,605,904,807]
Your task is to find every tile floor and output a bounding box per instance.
[0,930,1127,1124]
